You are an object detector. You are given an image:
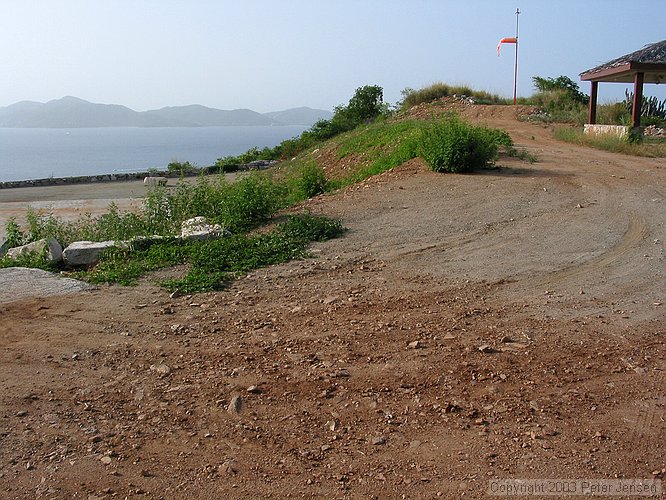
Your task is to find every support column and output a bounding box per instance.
[632,72,644,128]
[588,81,598,124]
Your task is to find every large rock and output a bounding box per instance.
[6,238,63,262]
[62,240,118,266]
[0,267,92,304]
[180,216,227,241]
[144,176,168,187]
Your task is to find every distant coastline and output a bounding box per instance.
[0,96,332,128]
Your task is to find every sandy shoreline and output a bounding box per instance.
[0,179,150,241]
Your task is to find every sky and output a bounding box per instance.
[2,0,666,112]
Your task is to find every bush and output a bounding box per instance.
[532,76,589,105]
[417,117,513,173]
[296,161,328,199]
[167,160,196,176]
[399,83,507,110]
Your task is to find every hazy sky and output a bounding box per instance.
[3,0,665,112]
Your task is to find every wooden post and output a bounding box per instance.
[588,81,598,124]
[632,72,644,128]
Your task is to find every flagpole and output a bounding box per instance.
[513,8,520,105]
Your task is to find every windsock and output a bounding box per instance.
[497,37,517,56]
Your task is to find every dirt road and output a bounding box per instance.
[0,104,664,498]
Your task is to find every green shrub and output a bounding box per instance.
[167,160,196,176]
[295,161,328,199]
[417,118,513,173]
[4,217,26,248]
[532,76,589,105]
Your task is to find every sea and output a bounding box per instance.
[0,125,308,183]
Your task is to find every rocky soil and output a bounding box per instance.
[0,102,664,499]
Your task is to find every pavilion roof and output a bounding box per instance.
[580,40,666,83]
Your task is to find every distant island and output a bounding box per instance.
[0,96,332,128]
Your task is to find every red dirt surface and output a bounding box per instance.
[1,102,664,499]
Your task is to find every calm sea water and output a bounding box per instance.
[0,126,307,182]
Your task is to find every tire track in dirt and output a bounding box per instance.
[536,213,649,290]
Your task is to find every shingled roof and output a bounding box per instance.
[580,39,666,83]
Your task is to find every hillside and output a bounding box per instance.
[0,96,331,128]
[0,101,664,498]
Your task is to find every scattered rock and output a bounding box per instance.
[228,395,243,414]
[246,385,261,394]
[478,344,495,353]
[371,436,386,445]
[149,363,171,376]
[407,340,422,349]
[100,456,112,465]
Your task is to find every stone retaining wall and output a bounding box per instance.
[0,170,177,190]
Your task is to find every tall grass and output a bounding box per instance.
[553,127,666,157]
[400,83,508,110]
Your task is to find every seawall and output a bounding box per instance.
[0,170,181,190]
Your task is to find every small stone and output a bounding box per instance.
[246,385,261,394]
[221,459,238,474]
[407,340,421,349]
[228,395,243,414]
[16,410,27,417]
[149,363,171,376]
[323,296,338,305]
[100,456,112,465]
[371,436,386,445]
[320,444,332,452]
[478,344,495,353]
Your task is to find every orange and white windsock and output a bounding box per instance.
[497,37,517,56]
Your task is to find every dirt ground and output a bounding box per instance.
[0,103,664,499]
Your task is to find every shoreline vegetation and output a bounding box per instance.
[2,80,664,292]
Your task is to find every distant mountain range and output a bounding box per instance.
[0,96,332,128]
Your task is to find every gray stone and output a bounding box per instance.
[144,176,168,187]
[180,216,226,241]
[6,238,63,262]
[227,395,243,414]
[0,267,92,304]
[62,240,118,266]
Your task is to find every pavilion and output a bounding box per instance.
[580,39,666,128]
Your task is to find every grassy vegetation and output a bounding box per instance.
[399,83,508,110]
[553,126,666,157]
[82,214,344,292]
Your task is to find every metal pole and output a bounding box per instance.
[513,8,520,105]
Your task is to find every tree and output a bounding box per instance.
[532,76,589,105]
[332,85,385,130]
